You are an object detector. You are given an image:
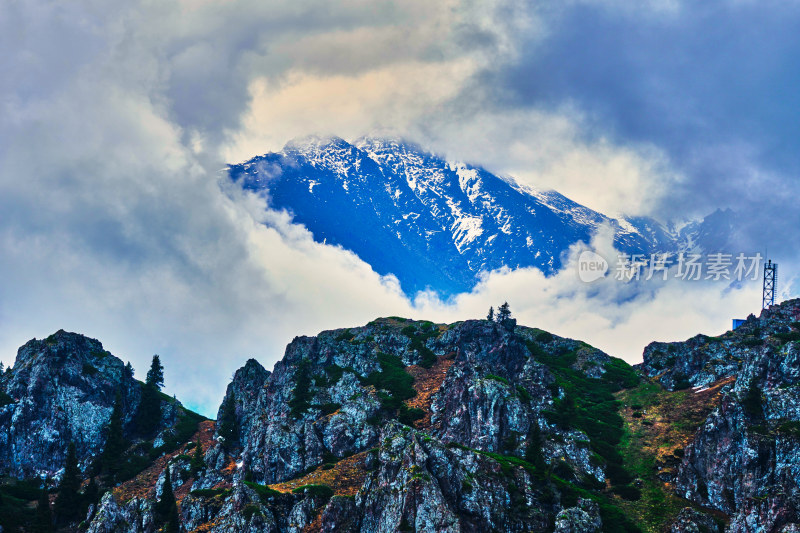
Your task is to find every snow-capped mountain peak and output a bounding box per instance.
[229,137,733,295]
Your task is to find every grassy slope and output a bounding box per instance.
[615,378,733,531]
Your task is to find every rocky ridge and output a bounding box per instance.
[5,300,800,532]
[638,299,800,531]
[0,329,205,531]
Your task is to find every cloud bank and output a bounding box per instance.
[1,0,797,415]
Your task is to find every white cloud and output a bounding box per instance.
[415,108,683,217]
[223,59,478,163]
[413,228,763,363]
[0,0,787,420]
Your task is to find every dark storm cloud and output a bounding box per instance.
[492,2,800,222]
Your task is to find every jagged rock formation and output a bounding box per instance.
[0,329,203,525]
[639,299,800,531]
[0,330,148,478]
[7,300,800,532]
[86,318,644,532]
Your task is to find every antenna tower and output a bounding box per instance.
[763,259,777,309]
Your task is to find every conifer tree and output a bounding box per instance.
[54,443,81,525]
[101,391,126,483]
[82,478,99,518]
[164,502,180,533]
[487,307,494,321]
[497,302,512,322]
[137,355,164,436]
[218,392,238,446]
[743,381,763,418]
[146,355,164,389]
[525,422,547,475]
[35,487,53,533]
[123,361,134,380]
[190,437,205,475]
[157,467,178,529]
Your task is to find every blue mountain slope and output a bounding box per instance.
[228,136,730,296]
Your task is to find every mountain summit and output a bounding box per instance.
[228,136,732,295]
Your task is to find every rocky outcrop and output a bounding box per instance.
[83,317,641,532]
[554,498,602,532]
[17,302,800,532]
[0,330,142,478]
[0,329,189,479]
[659,300,800,530]
[216,357,270,443]
[225,319,612,491]
[86,492,156,533]
[640,299,800,392]
[669,507,722,533]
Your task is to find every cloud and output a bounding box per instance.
[0,0,433,415]
[1,0,798,419]
[410,107,682,217]
[413,228,764,364]
[223,59,478,163]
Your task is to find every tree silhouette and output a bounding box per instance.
[496,302,512,322]
[137,355,164,436]
[35,487,53,533]
[54,443,81,525]
[157,467,179,531]
[146,355,164,389]
[218,391,238,446]
[101,391,126,483]
[190,438,205,475]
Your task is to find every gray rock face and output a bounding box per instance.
[217,357,270,442]
[656,300,800,530]
[0,329,191,481]
[84,318,625,532]
[669,507,721,533]
[554,498,602,532]
[28,302,800,532]
[228,319,607,490]
[86,492,156,533]
[0,330,141,478]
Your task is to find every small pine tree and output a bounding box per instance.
[497,302,512,322]
[288,359,313,418]
[123,361,134,380]
[146,355,164,389]
[54,443,82,525]
[555,395,577,429]
[525,422,547,475]
[164,502,180,533]
[190,438,205,475]
[487,307,494,321]
[35,487,54,533]
[218,392,238,446]
[137,355,164,436]
[0,361,4,373]
[157,467,177,527]
[101,391,126,483]
[82,478,99,518]
[742,382,763,418]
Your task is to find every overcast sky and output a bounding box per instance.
[2,0,798,416]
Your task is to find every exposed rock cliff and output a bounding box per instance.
[641,299,800,531]
[88,318,644,532]
[9,301,800,532]
[0,329,197,480]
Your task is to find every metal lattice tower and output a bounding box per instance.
[763,260,777,309]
